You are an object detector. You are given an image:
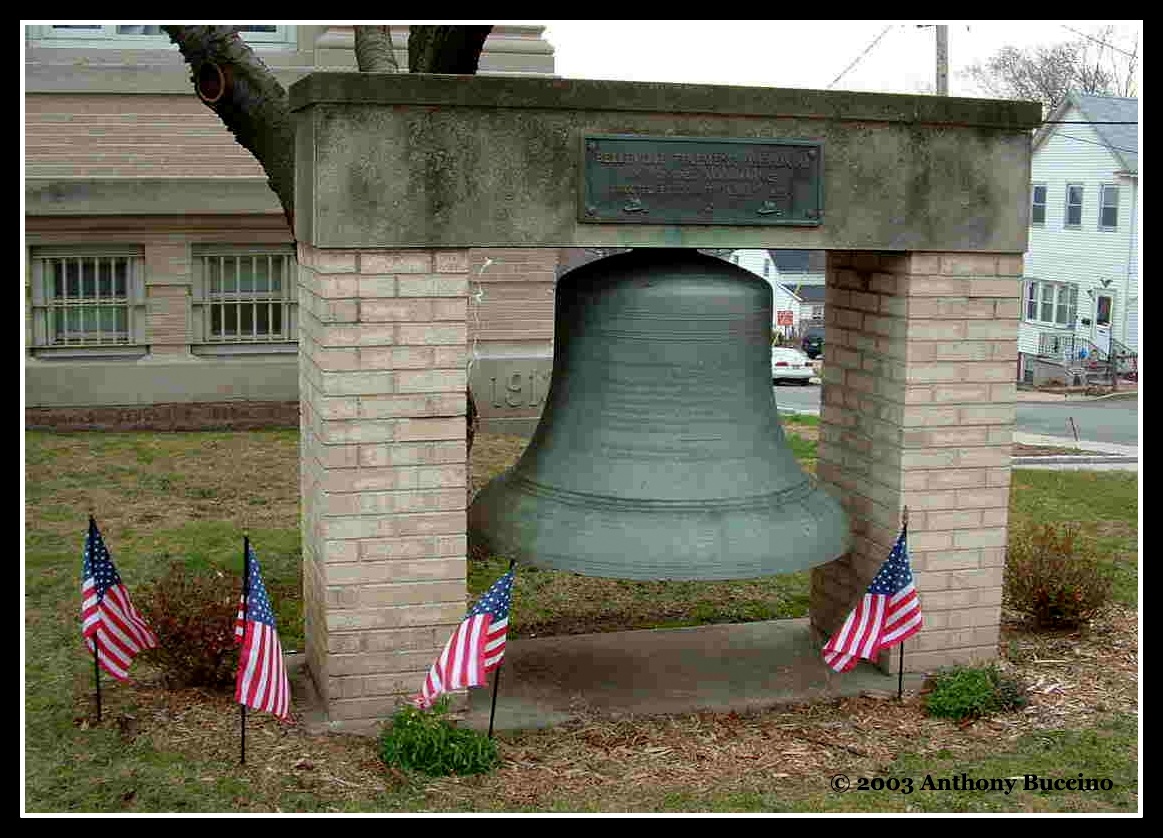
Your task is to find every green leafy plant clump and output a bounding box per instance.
[924,665,1028,721]
[137,560,240,690]
[379,699,499,777]
[1005,523,1112,628]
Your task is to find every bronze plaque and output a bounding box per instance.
[580,134,823,226]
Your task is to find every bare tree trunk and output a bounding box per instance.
[162,26,296,227]
[353,26,399,72]
[409,25,491,73]
[165,24,493,454]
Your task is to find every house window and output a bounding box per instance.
[29,25,295,48]
[1031,184,1047,225]
[1040,283,1055,322]
[192,247,298,351]
[1096,294,1112,327]
[1100,185,1119,229]
[1065,184,1084,227]
[29,248,146,355]
[1025,279,1077,328]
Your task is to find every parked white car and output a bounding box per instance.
[771,346,815,385]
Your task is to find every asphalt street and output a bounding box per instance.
[1014,397,1139,447]
[773,384,1140,448]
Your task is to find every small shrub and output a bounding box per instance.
[137,561,240,690]
[924,665,1027,721]
[379,699,498,776]
[1005,524,1112,628]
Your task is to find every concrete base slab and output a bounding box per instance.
[462,618,924,732]
[287,620,925,735]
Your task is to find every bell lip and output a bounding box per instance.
[468,467,852,581]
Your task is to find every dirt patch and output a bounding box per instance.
[25,430,300,538]
[469,433,530,496]
[1093,521,1138,540]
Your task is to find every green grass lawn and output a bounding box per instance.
[1008,469,1139,606]
[24,426,1138,812]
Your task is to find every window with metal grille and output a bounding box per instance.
[193,248,297,349]
[29,249,145,353]
[29,24,295,48]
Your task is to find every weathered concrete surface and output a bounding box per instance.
[467,354,552,436]
[461,618,921,732]
[24,354,299,407]
[290,73,1041,252]
[289,618,923,734]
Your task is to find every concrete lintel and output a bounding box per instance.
[292,73,1040,253]
[289,73,1041,130]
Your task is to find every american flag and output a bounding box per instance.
[81,518,158,681]
[235,543,291,720]
[822,527,923,673]
[414,568,514,710]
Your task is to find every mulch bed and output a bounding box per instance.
[78,601,1136,810]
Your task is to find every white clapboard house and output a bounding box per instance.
[1018,92,1139,386]
[728,249,828,339]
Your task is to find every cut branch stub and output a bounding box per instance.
[196,61,231,105]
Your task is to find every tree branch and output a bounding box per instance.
[354,26,400,72]
[408,25,491,73]
[162,25,296,226]
[165,24,494,451]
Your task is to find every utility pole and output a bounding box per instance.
[935,24,949,95]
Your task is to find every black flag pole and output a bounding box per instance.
[89,515,102,723]
[94,636,102,723]
[487,559,517,740]
[240,534,250,766]
[898,506,909,703]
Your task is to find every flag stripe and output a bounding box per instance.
[234,546,292,720]
[856,596,886,660]
[81,523,157,683]
[821,529,923,674]
[414,570,514,709]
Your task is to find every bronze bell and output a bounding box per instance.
[468,249,849,580]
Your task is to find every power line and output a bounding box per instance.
[1059,25,1139,59]
[827,25,894,89]
[1052,132,1137,156]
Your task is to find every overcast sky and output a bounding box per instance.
[541,20,1141,99]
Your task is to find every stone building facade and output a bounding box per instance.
[24,25,557,430]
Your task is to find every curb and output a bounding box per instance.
[1088,390,1139,402]
[1013,455,1138,465]
[1016,389,1138,403]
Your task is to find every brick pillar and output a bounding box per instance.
[298,244,470,731]
[812,251,1022,672]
